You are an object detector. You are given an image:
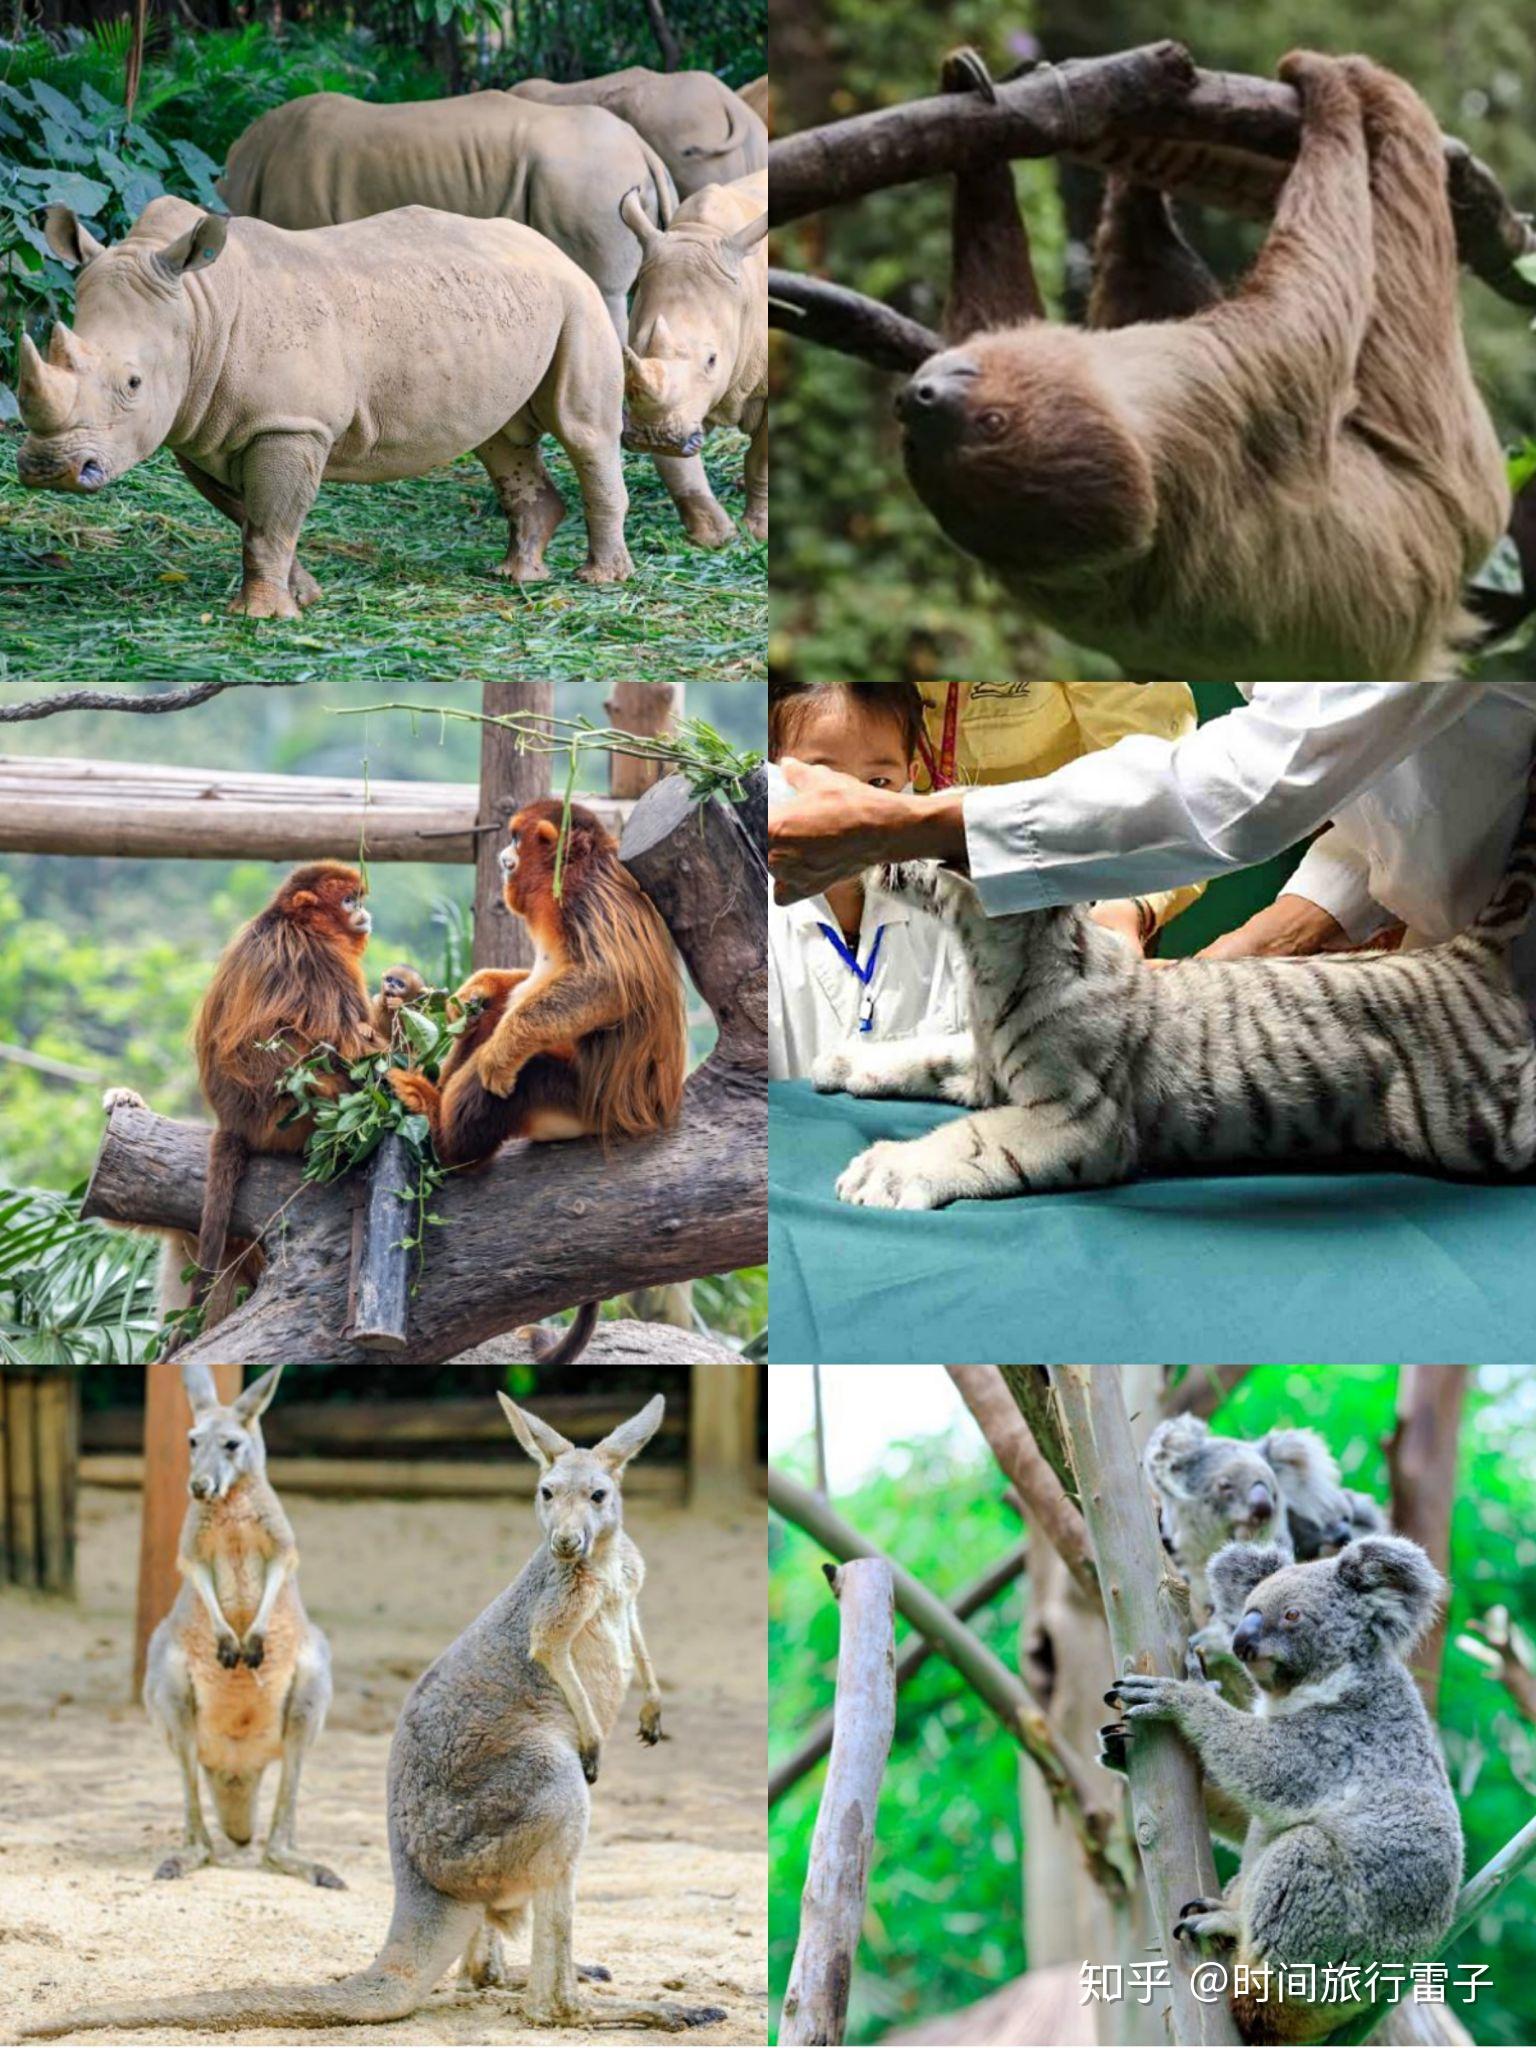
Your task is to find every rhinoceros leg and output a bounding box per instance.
[650,452,737,549]
[172,454,323,609]
[743,418,768,543]
[475,426,567,584]
[229,432,327,622]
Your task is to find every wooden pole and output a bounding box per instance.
[34,1372,77,1595]
[132,1364,241,1694]
[7,1376,38,1589]
[779,1558,896,2047]
[608,684,691,1330]
[1043,1366,1240,2048]
[472,682,553,973]
[688,1362,757,1504]
[606,684,683,799]
[344,1131,415,1353]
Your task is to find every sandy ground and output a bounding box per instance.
[0,1484,766,2046]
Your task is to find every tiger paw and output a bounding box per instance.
[810,1050,854,1094]
[835,1139,944,1211]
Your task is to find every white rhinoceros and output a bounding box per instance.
[14,197,632,617]
[510,67,767,197]
[738,77,769,128]
[619,171,768,546]
[219,92,676,337]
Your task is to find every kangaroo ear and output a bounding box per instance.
[499,1393,574,1470]
[594,1394,665,1473]
[235,1365,283,1423]
[180,1364,220,1416]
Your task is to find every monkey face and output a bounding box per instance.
[278,864,372,945]
[499,813,561,915]
[897,332,1157,584]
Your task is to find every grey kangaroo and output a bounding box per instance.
[24,1391,726,2038]
[145,1362,342,1888]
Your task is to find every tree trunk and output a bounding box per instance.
[1384,1365,1468,1714]
[780,1559,896,2047]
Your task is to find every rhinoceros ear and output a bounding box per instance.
[156,212,229,282]
[39,206,105,270]
[619,185,662,253]
[726,212,769,260]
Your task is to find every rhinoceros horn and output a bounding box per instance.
[47,321,92,373]
[622,346,666,401]
[726,212,769,260]
[16,330,76,433]
[619,185,662,253]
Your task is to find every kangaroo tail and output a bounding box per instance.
[19,1889,477,2038]
[208,1768,260,1846]
[1471,760,1536,949]
[195,1125,249,1325]
[521,1299,599,1365]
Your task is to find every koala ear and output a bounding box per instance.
[1258,1427,1341,1518]
[1336,1536,1445,1653]
[1207,1541,1288,1620]
[1144,1415,1209,1497]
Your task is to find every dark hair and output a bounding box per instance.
[768,683,926,763]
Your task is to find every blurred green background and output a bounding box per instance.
[769,0,1536,682]
[769,1365,1536,2045]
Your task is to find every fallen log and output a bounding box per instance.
[81,771,767,1366]
[770,40,1536,310]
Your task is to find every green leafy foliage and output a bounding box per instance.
[0,1181,160,1362]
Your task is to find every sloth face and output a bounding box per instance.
[896,332,1156,583]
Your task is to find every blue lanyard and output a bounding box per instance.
[818,922,885,1031]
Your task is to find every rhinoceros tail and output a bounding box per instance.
[681,92,752,166]
[635,137,677,229]
[217,127,262,215]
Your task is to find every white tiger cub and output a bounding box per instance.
[812,767,1536,1210]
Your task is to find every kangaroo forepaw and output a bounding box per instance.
[580,1743,602,1784]
[241,1631,265,1668]
[639,1701,664,1745]
[216,1632,242,1668]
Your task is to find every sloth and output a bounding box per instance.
[897,48,1510,681]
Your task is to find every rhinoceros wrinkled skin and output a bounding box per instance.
[219,91,676,337]
[510,66,767,197]
[14,197,632,618]
[620,171,768,547]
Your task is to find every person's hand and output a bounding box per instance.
[1089,899,1149,957]
[768,758,968,905]
[1197,893,1350,961]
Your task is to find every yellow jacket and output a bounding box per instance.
[913,683,1207,930]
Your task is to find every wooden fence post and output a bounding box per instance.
[689,1362,758,1504]
[132,1364,241,1694]
[472,681,552,974]
[780,1558,896,2046]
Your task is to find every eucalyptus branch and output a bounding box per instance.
[998,1364,1079,1501]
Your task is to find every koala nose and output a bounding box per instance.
[1232,1613,1264,1663]
[1321,1518,1354,1554]
[1248,1483,1274,1523]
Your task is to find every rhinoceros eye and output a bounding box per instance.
[127,374,142,392]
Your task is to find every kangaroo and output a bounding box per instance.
[145,1362,342,1889]
[23,1392,726,2038]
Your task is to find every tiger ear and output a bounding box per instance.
[534,820,560,845]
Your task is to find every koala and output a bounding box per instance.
[1105,1537,1462,2045]
[1146,1418,1389,1624]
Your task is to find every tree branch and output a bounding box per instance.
[1043,1366,1241,2047]
[769,1538,1028,1804]
[996,1365,1079,1503]
[768,1466,1129,1898]
[779,1558,896,2048]
[769,269,941,373]
[769,42,1536,311]
[0,682,311,722]
[1161,1365,1255,1421]
[1457,1607,1536,1726]
[947,1366,1095,1598]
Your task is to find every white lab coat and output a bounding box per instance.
[963,682,1536,1001]
[770,882,969,1081]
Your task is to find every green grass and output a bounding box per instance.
[0,428,764,682]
